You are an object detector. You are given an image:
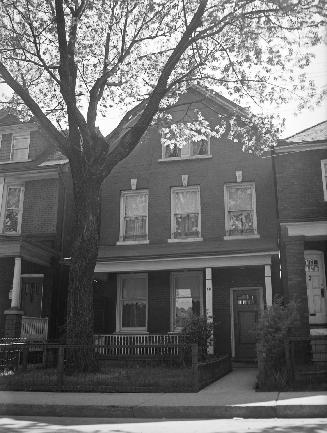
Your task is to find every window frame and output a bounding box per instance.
[169,185,202,242]
[224,182,259,240]
[321,160,327,201]
[0,182,25,235]
[170,270,204,332]
[10,133,30,162]
[116,273,148,333]
[160,136,211,161]
[117,189,149,245]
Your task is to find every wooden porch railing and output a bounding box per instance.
[21,316,48,341]
[94,334,184,356]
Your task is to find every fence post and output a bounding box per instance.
[192,343,199,392]
[22,345,28,371]
[57,346,64,386]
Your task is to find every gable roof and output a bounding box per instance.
[284,120,327,143]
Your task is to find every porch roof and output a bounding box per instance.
[96,238,278,272]
[0,235,58,266]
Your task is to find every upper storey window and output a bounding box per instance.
[0,184,25,234]
[118,190,148,244]
[11,133,30,161]
[321,160,327,201]
[224,183,259,239]
[170,186,201,241]
[163,138,209,159]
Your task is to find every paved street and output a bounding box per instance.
[0,417,327,433]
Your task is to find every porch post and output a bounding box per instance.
[11,257,22,309]
[265,264,272,307]
[205,267,214,354]
[4,257,24,337]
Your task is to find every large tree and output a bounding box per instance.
[0,0,325,368]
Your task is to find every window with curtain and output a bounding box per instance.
[322,160,327,201]
[171,186,201,239]
[171,272,202,331]
[11,134,30,161]
[117,274,147,331]
[119,190,148,242]
[1,184,24,234]
[164,137,209,159]
[225,183,257,236]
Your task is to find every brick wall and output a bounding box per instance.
[100,103,278,247]
[0,258,14,337]
[21,178,58,235]
[212,266,265,356]
[280,234,309,335]
[148,271,171,333]
[275,148,327,222]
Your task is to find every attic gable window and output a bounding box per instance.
[163,138,209,159]
[11,133,30,161]
[160,123,211,160]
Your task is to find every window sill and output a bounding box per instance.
[168,237,203,243]
[114,331,149,335]
[224,234,260,240]
[116,240,149,245]
[158,155,212,162]
[0,232,21,236]
[0,159,32,165]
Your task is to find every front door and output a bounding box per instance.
[304,251,327,325]
[233,288,261,360]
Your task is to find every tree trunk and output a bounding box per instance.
[65,170,102,371]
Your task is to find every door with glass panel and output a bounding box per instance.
[171,271,203,331]
[117,274,148,332]
[304,251,327,325]
[233,288,261,360]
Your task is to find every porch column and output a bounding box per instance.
[4,257,24,338]
[11,257,22,309]
[205,267,214,354]
[265,264,272,307]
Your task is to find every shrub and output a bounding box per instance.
[181,315,214,360]
[256,297,299,390]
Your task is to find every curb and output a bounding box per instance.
[0,404,326,418]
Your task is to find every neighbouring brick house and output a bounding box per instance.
[92,86,280,361]
[0,109,71,341]
[274,121,327,337]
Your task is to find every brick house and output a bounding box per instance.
[274,121,327,337]
[93,87,280,361]
[0,109,71,341]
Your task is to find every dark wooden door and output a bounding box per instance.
[233,289,260,360]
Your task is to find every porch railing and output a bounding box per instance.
[21,316,48,341]
[94,334,184,356]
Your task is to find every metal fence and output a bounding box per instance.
[0,341,231,392]
[285,335,327,388]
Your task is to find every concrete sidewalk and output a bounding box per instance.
[0,368,326,419]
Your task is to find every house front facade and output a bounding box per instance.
[93,87,280,361]
[274,121,327,337]
[0,110,71,341]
